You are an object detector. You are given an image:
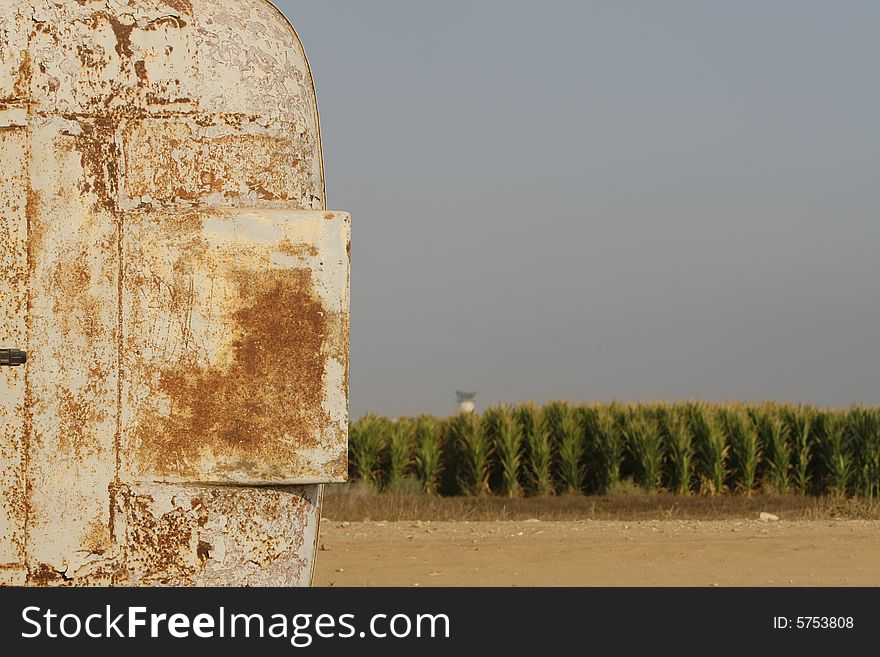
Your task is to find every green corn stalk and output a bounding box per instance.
[788,409,814,496]
[452,411,493,496]
[386,418,415,490]
[645,402,669,427]
[517,403,553,496]
[528,414,555,496]
[542,400,573,448]
[480,405,504,494]
[664,408,694,495]
[823,418,852,498]
[414,415,443,495]
[481,406,505,445]
[514,403,540,446]
[348,414,387,487]
[556,409,585,495]
[590,405,624,494]
[847,406,880,498]
[721,407,761,496]
[760,415,792,495]
[624,413,663,493]
[355,402,874,498]
[689,404,728,495]
[494,406,524,497]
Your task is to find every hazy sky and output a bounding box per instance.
[276,1,880,418]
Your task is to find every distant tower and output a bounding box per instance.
[456,391,477,414]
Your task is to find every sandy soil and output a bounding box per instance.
[313,519,880,587]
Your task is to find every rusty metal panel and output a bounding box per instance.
[122,210,350,485]
[23,0,323,211]
[29,1,137,115]
[23,118,120,584]
[121,117,318,208]
[0,2,29,103]
[190,0,324,208]
[112,483,320,586]
[192,0,323,138]
[27,1,198,116]
[0,125,28,583]
[0,0,345,587]
[127,3,199,111]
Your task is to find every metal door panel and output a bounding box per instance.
[0,126,28,574]
[24,120,119,582]
[121,117,318,209]
[0,0,344,587]
[0,3,28,103]
[122,209,350,485]
[112,482,320,586]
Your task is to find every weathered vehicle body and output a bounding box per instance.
[0,0,349,586]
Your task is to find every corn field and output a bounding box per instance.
[348,402,880,498]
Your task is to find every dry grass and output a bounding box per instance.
[322,483,880,522]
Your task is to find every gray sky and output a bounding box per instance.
[277,1,880,418]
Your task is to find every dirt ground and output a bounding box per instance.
[313,519,880,587]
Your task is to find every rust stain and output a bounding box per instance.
[145,93,193,107]
[199,171,224,193]
[56,387,100,457]
[73,120,121,213]
[196,540,211,563]
[161,0,195,15]
[124,493,199,585]
[80,516,111,556]
[133,268,331,479]
[24,189,41,260]
[278,238,319,258]
[172,185,199,201]
[29,564,65,586]
[30,562,116,587]
[324,310,350,364]
[134,60,148,83]
[49,251,104,339]
[190,497,208,526]
[11,50,31,102]
[114,485,317,586]
[99,12,136,61]
[26,1,197,116]
[123,119,317,207]
[247,179,280,201]
[323,452,348,482]
[77,42,108,72]
[0,457,26,557]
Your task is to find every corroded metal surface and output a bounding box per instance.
[115,484,321,587]
[122,209,350,484]
[0,123,28,587]
[26,118,120,579]
[0,0,348,586]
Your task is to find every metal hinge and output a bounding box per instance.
[0,349,26,367]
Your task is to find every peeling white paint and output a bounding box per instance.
[0,0,348,587]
